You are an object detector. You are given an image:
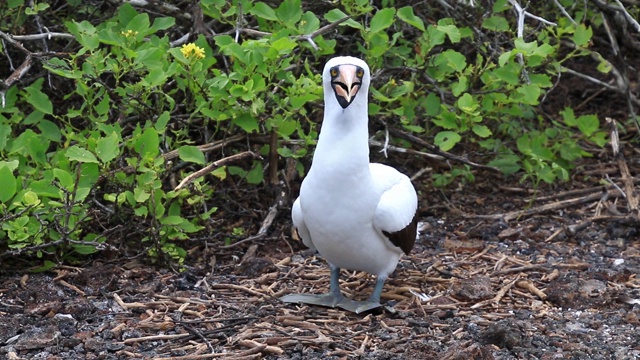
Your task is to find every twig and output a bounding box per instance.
[220,182,288,249]
[516,280,547,299]
[369,139,444,160]
[10,32,74,40]
[470,274,520,309]
[552,0,577,24]
[229,16,351,51]
[491,264,548,276]
[608,117,639,214]
[470,189,623,222]
[613,0,640,32]
[124,333,190,345]
[175,151,260,191]
[182,324,215,354]
[388,128,501,172]
[296,16,352,50]
[561,67,619,91]
[209,283,269,298]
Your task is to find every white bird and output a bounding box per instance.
[281,56,418,313]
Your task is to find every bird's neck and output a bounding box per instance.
[312,101,370,176]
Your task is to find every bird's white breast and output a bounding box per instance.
[299,165,404,277]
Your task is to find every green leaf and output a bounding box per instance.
[276,0,302,26]
[24,78,53,115]
[234,113,259,133]
[134,188,150,203]
[482,16,509,31]
[561,107,577,126]
[22,191,40,206]
[211,166,227,180]
[73,244,99,255]
[595,53,612,73]
[516,133,532,154]
[434,131,461,151]
[516,84,541,105]
[369,8,395,34]
[397,7,425,31]
[155,111,171,132]
[178,145,206,165]
[78,163,99,191]
[472,124,492,138]
[127,13,151,37]
[0,124,11,152]
[488,155,521,175]
[590,131,608,147]
[161,216,185,225]
[432,111,458,130]
[246,161,264,184]
[32,260,57,273]
[37,120,61,142]
[0,166,17,203]
[451,77,468,97]
[498,51,513,67]
[96,131,120,163]
[529,74,552,88]
[66,20,99,50]
[493,64,520,85]
[573,24,592,47]
[424,93,441,117]
[53,169,74,190]
[8,0,24,8]
[300,11,320,33]
[135,127,160,158]
[457,93,478,113]
[442,50,466,72]
[270,37,297,54]
[437,23,461,43]
[66,145,99,163]
[576,114,600,136]
[324,9,360,29]
[251,2,278,21]
[150,17,175,32]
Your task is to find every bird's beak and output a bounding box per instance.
[331,65,363,109]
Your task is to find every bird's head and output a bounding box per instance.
[323,56,370,110]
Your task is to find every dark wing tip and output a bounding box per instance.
[382,213,418,255]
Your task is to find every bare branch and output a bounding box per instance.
[10,32,74,41]
[552,0,577,25]
[174,151,261,191]
[614,0,640,32]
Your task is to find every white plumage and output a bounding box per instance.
[282,56,418,313]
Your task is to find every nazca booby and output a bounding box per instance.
[281,56,418,313]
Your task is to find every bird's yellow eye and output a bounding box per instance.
[330,68,338,77]
[357,69,364,78]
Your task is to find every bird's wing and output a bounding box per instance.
[292,197,315,251]
[370,163,418,255]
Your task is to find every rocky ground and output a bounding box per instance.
[1,158,639,359]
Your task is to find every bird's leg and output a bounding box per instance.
[336,275,385,314]
[368,276,386,304]
[280,264,345,308]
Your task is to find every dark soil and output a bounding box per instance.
[2,158,640,359]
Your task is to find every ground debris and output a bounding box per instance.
[2,175,640,359]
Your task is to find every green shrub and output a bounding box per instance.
[0,0,614,265]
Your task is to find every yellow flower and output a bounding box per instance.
[121,30,139,37]
[180,43,205,60]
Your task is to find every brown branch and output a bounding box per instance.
[220,181,288,249]
[388,128,502,173]
[174,151,260,191]
[469,189,623,222]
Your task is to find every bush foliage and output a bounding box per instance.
[0,0,634,266]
